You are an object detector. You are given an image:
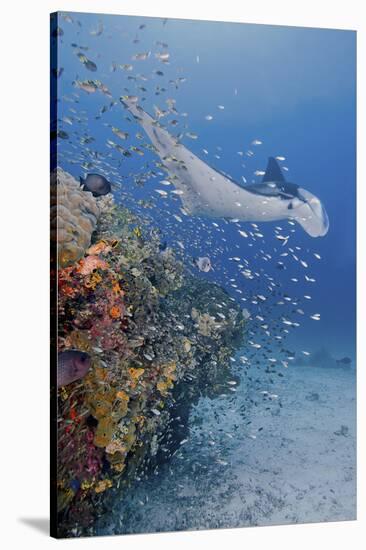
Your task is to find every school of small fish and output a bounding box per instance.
[60,14,327,372]
[53,13,329,533]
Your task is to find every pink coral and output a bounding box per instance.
[85,430,102,476]
[77,255,109,276]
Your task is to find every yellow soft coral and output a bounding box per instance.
[81,479,95,490]
[84,272,103,290]
[94,417,114,447]
[112,462,126,473]
[94,479,113,493]
[155,363,177,395]
[93,399,113,420]
[64,330,91,352]
[164,362,177,379]
[156,379,172,395]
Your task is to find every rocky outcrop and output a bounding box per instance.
[54,175,247,536]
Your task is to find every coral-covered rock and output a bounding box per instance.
[51,168,100,267]
[55,195,246,536]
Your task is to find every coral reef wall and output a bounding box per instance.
[54,170,246,536]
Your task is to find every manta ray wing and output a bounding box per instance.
[121,97,244,217]
[121,97,329,237]
[245,182,294,199]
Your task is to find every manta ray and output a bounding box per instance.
[121,97,329,237]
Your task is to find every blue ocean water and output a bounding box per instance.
[56,12,356,358]
[54,12,356,534]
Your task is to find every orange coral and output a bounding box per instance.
[109,305,122,319]
[61,285,78,298]
[128,367,145,389]
[112,281,124,296]
[116,390,129,402]
[58,266,79,297]
[129,368,144,380]
[93,367,108,381]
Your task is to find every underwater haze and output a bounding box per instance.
[52,11,356,538]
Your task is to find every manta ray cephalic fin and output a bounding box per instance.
[262,157,285,183]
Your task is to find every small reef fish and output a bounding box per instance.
[194,256,212,272]
[155,52,170,62]
[57,350,91,387]
[80,173,112,196]
[77,52,97,72]
[132,51,150,61]
[310,313,321,321]
[73,80,98,93]
[112,127,129,140]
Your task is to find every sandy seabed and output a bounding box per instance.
[97,364,356,535]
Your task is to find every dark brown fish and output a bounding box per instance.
[58,350,91,387]
[80,173,111,197]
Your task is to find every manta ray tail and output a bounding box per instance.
[120,96,178,153]
[120,96,202,214]
[120,96,145,120]
[262,157,285,183]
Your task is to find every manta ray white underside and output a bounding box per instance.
[121,97,329,238]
